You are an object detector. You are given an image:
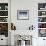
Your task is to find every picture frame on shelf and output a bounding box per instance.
[17,10,29,20]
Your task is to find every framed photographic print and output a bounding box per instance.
[17,10,29,20]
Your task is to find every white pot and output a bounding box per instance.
[21,40,25,46]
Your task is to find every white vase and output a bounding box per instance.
[21,40,25,46]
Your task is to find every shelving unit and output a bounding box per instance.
[38,3,46,37]
[0,3,8,37]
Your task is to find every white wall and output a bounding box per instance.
[11,0,46,46]
[0,0,46,46]
[11,0,46,30]
[11,0,38,30]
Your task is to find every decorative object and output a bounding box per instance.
[38,3,46,10]
[29,25,35,30]
[0,11,8,16]
[39,29,46,37]
[42,12,45,15]
[0,17,8,22]
[15,35,32,46]
[38,17,46,22]
[38,23,46,28]
[5,6,8,10]
[11,23,16,30]
[17,10,29,20]
[0,23,8,37]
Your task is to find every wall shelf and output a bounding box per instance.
[38,22,46,23]
[38,28,46,29]
[0,10,8,11]
[38,16,46,17]
[38,10,46,11]
[0,16,8,17]
[0,22,8,23]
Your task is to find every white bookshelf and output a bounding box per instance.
[38,3,46,37]
[0,3,8,37]
[38,3,46,28]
